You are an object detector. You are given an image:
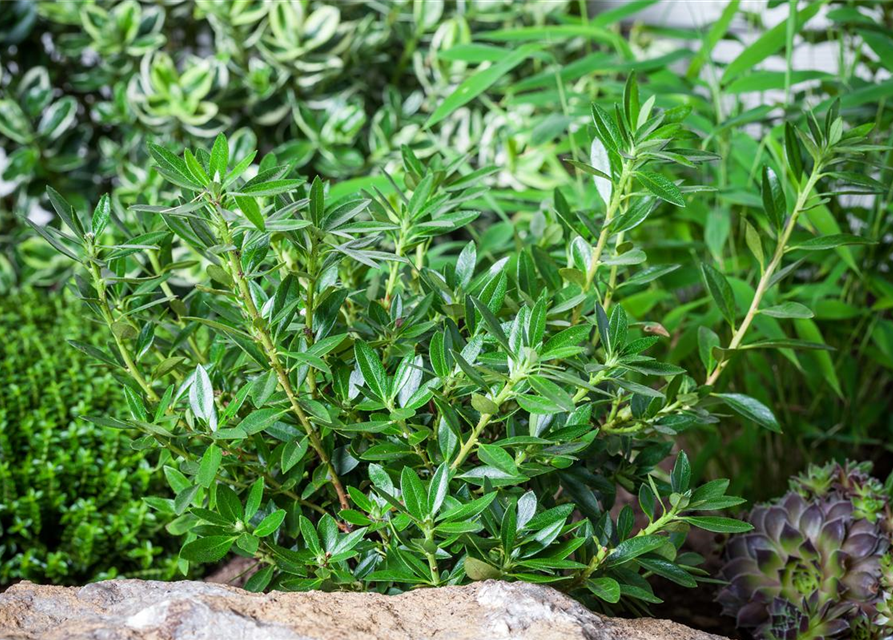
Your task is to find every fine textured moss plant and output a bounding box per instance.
[0,289,181,585]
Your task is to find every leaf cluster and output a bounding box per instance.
[31,79,761,610]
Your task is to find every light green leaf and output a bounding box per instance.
[355,340,389,402]
[760,302,814,319]
[681,516,753,533]
[426,44,541,128]
[722,0,828,83]
[791,234,874,251]
[197,445,222,489]
[636,171,685,207]
[606,535,667,566]
[209,133,228,181]
[254,509,286,537]
[586,577,621,603]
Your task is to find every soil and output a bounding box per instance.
[203,556,258,589]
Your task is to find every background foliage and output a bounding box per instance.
[0,289,180,585]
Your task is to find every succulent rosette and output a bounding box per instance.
[719,462,893,640]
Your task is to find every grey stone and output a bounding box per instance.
[0,579,724,640]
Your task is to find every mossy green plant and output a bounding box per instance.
[0,289,181,584]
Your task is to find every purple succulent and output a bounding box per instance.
[719,462,893,640]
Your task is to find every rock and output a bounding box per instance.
[0,579,724,640]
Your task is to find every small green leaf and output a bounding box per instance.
[791,234,874,251]
[189,365,216,430]
[761,166,785,230]
[254,509,287,537]
[469,296,511,355]
[148,142,201,189]
[517,394,565,415]
[282,437,309,473]
[238,409,284,435]
[671,451,691,493]
[606,534,667,566]
[739,338,833,351]
[528,376,575,413]
[46,187,84,238]
[477,444,519,476]
[785,123,805,181]
[91,194,111,236]
[586,577,621,603]
[207,264,233,287]
[429,332,449,378]
[237,179,304,197]
[744,220,764,269]
[426,44,541,128]
[244,478,264,521]
[721,0,827,83]
[715,393,780,432]
[464,557,502,581]
[681,516,753,534]
[309,176,325,226]
[184,149,210,186]
[300,516,322,556]
[197,445,222,489]
[471,393,499,415]
[234,195,265,231]
[701,263,736,327]
[427,464,450,516]
[216,485,243,522]
[209,133,229,180]
[636,171,685,207]
[760,302,814,319]
[180,536,235,563]
[400,466,427,520]
[244,566,274,592]
[355,340,389,402]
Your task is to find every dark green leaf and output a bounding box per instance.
[715,393,781,432]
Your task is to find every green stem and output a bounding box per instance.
[585,162,633,291]
[89,259,159,402]
[423,527,440,585]
[706,166,823,386]
[147,250,206,365]
[221,227,350,512]
[602,230,626,310]
[450,380,518,471]
[566,507,678,591]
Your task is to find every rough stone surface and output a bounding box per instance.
[0,579,724,640]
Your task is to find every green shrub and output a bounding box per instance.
[29,71,819,607]
[0,289,180,584]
